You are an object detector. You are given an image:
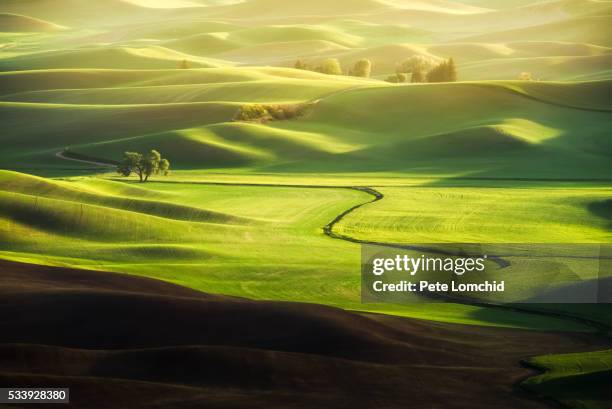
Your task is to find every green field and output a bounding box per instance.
[1,0,611,407]
[335,185,612,243]
[2,170,594,331]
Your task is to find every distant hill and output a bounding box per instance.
[0,0,163,25]
[0,13,65,32]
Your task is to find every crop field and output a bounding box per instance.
[1,0,611,408]
[335,185,612,244]
[3,170,592,331]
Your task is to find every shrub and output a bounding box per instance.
[386,73,407,83]
[316,58,343,75]
[235,103,310,122]
[234,104,271,122]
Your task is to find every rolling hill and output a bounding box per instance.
[2,0,611,80]
[1,74,610,178]
[2,259,607,409]
[1,1,611,408]
[0,0,170,26]
[0,13,65,32]
[0,46,226,71]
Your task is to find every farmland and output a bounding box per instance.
[1,0,611,408]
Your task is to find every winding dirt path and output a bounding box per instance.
[52,152,610,407]
[323,186,611,336]
[322,185,611,408]
[52,149,611,335]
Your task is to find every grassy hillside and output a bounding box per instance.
[0,100,241,168]
[0,67,355,94]
[2,76,609,177]
[0,0,164,26]
[523,350,612,409]
[1,1,611,406]
[267,81,612,177]
[2,79,363,104]
[460,54,612,81]
[2,0,611,80]
[334,186,612,244]
[463,15,612,46]
[0,170,596,332]
[0,13,65,32]
[0,66,382,169]
[0,46,227,71]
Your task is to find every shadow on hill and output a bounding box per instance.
[1,260,609,408]
[522,367,612,405]
[588,199,612,229]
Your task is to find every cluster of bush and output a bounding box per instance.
[295,58,371,78]
[518,72,537,81]
[386,55,457,83]
[293,55,457,83]
[234,103,311,122]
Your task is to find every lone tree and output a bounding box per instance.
[316,58,343,75]
[179,59,191,69]
[294,59,308,70]
[117,150,170,183]
[352,59,372,78]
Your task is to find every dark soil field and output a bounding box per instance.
[1,260,609,409]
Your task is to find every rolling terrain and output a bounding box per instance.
[0,0,611,79]
[1,259,610,409]
[1,75,610,178]
[0,0,611,408]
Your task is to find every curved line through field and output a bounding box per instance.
[323,185,611,409]
[53,149,611,334]
[53,151,610,408]
[324,185,611,336]
[53,148,611,334]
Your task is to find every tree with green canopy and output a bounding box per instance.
[316,58,343,75]
[117,150,170,183]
